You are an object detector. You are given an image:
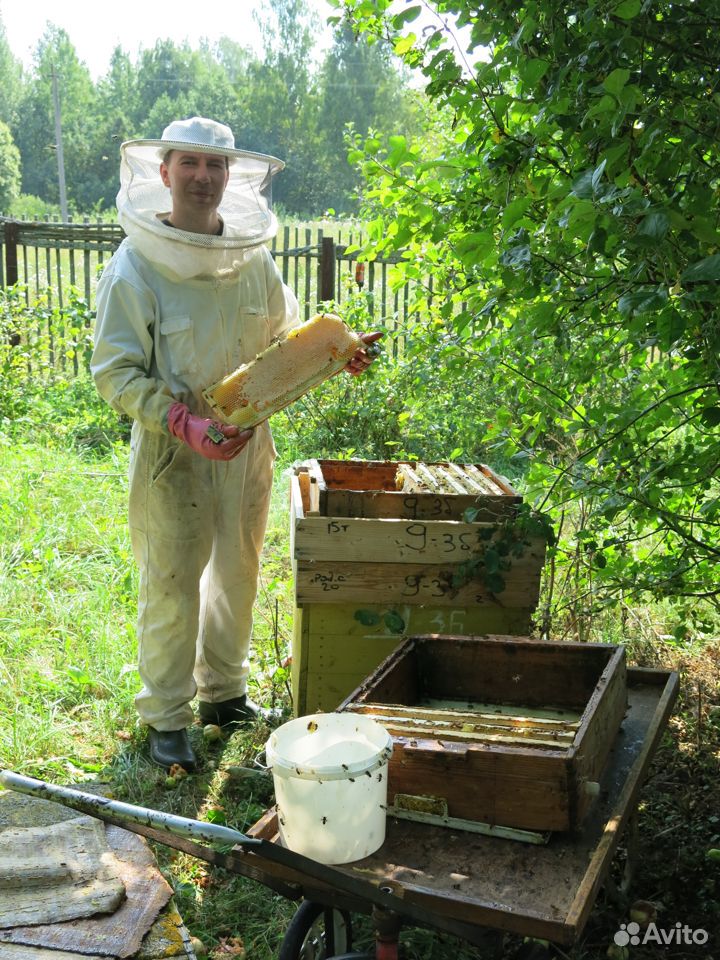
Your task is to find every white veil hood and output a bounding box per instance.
[116,119,284,281]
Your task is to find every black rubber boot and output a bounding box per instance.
[148,727,197,771]
[198,695,281,728]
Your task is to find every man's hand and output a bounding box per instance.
[344,331,383,376]
[167,402,253,461]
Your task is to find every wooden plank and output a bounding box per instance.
[294,556,544,607]
[346,702,581,732]
[395,462,426,491]
[365,717,575,749]
[431,464,469,495]
[569,646,628,827]
[387,738,571,831]
[479,464,518,496]
[292,608,535,714]
[455,463,502,496]
[296,472,311,516]
[290,605,310,715]
[316,458,399,490]
[294,516,546,566]
[322,489,520,522]
[564,668,679,937]
[344,635,616,712]
[447,461,484,493]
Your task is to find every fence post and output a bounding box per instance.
[4,219,19,288]
[3,220,21,346]
[319,236,335,303]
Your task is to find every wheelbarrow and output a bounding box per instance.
[0,666,678,959]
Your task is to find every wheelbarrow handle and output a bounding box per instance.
[0,769,261,850]
[0,768,466,939]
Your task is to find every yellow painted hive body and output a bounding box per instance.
[202,312,361,428]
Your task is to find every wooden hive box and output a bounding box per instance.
[338,634,628,834]
[290,459,549,715]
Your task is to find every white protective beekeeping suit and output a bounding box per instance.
[91,118,299,731]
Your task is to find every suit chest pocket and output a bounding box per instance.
[159,315,199,378]
[233,307,271,367]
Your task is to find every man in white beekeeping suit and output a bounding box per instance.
[92,117,379,771]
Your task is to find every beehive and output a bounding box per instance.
[203,313,361,428]
[290,459,548,714]
[339,634,628,834]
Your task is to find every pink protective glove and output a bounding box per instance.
[344,331,383,376]
[167,402,253,461]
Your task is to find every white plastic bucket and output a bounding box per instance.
[265,712,393,865]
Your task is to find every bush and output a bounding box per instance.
[0,285,130,450]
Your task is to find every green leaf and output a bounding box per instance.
[707,849,720,862]
[637,210,670,241]
[603,68,631,97]
[392,5,422,27]
[570,169,595,199]
[613,0,641,18]
[455,231,494,266]
[617,289,667,316]
[591,159,607,190]
[681,255,720,282]
[700,406,720,427]
[518,58,549,86]
[656,309,685,350]
[205,809,227,825]
[394,34,417,55]
[484,572,506,593]
[502,197,533,228]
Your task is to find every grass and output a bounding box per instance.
[1,405,719,958]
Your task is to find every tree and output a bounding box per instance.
[335,0,720,630]
[316,23,423,212]
[235,0,322,213]
[14,26,98,211]
[0,18,23,128]
[0,120,21,212]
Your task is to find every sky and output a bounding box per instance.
[0,0,339,79]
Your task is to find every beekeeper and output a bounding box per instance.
[91,117,379,771]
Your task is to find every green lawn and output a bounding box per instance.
[0,422,717,960]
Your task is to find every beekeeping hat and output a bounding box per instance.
[116,117,284,280]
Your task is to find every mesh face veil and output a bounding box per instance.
[116,117,284,280]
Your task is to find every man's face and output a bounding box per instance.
[160,150,230,220]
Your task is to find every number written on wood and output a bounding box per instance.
[310,571,348,592]
[403,574,446,598]
[403,496,455,519]
[402,523,482,554]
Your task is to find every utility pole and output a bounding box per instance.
[50,65,69,221]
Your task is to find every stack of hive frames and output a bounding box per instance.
[290,460,548,714]
[339,634,628,834]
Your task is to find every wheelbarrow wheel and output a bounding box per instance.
[279,900,354,960]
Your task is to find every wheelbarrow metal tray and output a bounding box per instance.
[245,667,678,947]
[338,633,628,833]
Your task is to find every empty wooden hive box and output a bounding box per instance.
[338,634,628,834]
[290,459,549,715]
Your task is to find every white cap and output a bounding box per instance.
[121,116,284,172]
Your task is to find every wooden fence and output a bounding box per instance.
[0,217,419,327]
